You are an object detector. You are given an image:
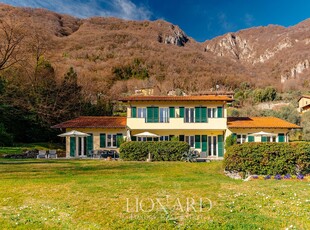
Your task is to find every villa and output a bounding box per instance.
[52,95,300,159]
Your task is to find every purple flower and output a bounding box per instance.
[264,175,271,180]
[252,175,259,179]
[297,174,304,180]
[284,174,291,179]
[274,174,282,180]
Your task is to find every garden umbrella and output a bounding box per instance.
[58,130,90,157]
[134,131,159,138]
[250,131,276,136]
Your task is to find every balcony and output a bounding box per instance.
[127,117,227,130]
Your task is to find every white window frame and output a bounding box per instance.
[107,133,117,148]
[266,136,276,142]
[159,108,169,123]
[236,134,247,144]
[208,108,218,118]
[207,136,218,156]
[137,108,146,118]
[185,108,195,123]
[160,136,169,141]
[185,136,195,148]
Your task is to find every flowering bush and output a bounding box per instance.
[274,174,282,180]
[297,174,304,180]
[264,175,271,180]
[284,174,291,179]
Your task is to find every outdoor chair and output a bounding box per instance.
[99,150,109,159]
[87,150,94,158]
[37,150,47,159]
[48,150,57,159]
[197,151,210,162]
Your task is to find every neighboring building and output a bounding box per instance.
[298,95,310,113]
[53,95,300,159]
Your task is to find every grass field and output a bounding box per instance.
[0,143,65,156]
[0,160,309,229]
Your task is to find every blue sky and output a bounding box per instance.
[2,0,310,42]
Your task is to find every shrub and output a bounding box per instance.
[119,141,190,161]
[224,143,310,175]
[0,123,13,146]
[225,134,236,150]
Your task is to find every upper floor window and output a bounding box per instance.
[208,108,217,118]
[137,108,146,118]
[159,108,169,123]
[185,108,195,123]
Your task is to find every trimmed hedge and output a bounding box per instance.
[119,141,190,161]
[224,143,310,175]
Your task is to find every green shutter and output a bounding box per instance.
[131,107,137,118]
[261,136,267,142]
[201,107,207,122]
[169,107,175,118]
[131,136,137,141]
[195,107,201,122]
[146,107,153,123]
[217,107,223,118]
[100,133,106,148]
[153,107,159,123]
[202,135,207,152]
[218,135,224,157]
[195,135,201,148]
[70,137,75,157]
[116,133,123,147]
[179,107,184,118]
[179,135,185,142]
[278,133,285,142]
[248,136,254,142]
[86,134,93,152]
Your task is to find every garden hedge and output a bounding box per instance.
[224,142,310,175]
[119,141,190,161]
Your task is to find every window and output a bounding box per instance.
[107,134,117,147]
[137,137,147,142]
[208,108,217,118]
[185,108,195,123]
[208,136,217,156]
[160,136,169,141]
[236,134,247,144]
[137,108,146,118]
[185,136,195,148]
[159,108,169,123]
[266,136,276,142]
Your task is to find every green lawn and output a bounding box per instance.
[0,160,309,229]
[0,143,65,156]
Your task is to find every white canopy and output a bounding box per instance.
[250,131,277,136]
[134,131,159,138]
[58,130,90,137]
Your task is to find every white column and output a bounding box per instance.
[75,136,79,158]
[81,137,84,157]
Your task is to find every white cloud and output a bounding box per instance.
[1,0,152,20]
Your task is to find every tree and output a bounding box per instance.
[301,111,310,140]
[0,17,25,71]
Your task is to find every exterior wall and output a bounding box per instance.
[226,128,290,142]
[299,97,310,113]
[65,128,126,158]
[127,100,228,130]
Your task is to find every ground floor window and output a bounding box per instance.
[137,137,147,141]
[160,136,169,141]
[185,136,195,148]
[107,134,117,147]
[266,136,276,142]
[236,134,247,144]
[208,136,217,156]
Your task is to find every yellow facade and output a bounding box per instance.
[298,97,310,113]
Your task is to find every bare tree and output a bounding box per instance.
[0,17,25,71]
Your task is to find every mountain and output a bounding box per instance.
[0,3,310,99]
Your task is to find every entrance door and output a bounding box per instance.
[208,136,217,156]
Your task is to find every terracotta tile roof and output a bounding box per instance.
[121,95,233,102]
[227,117,301,129]
[52,116,126,129]
[298,95,310,102]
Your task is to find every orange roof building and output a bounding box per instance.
[52,95,300,159]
